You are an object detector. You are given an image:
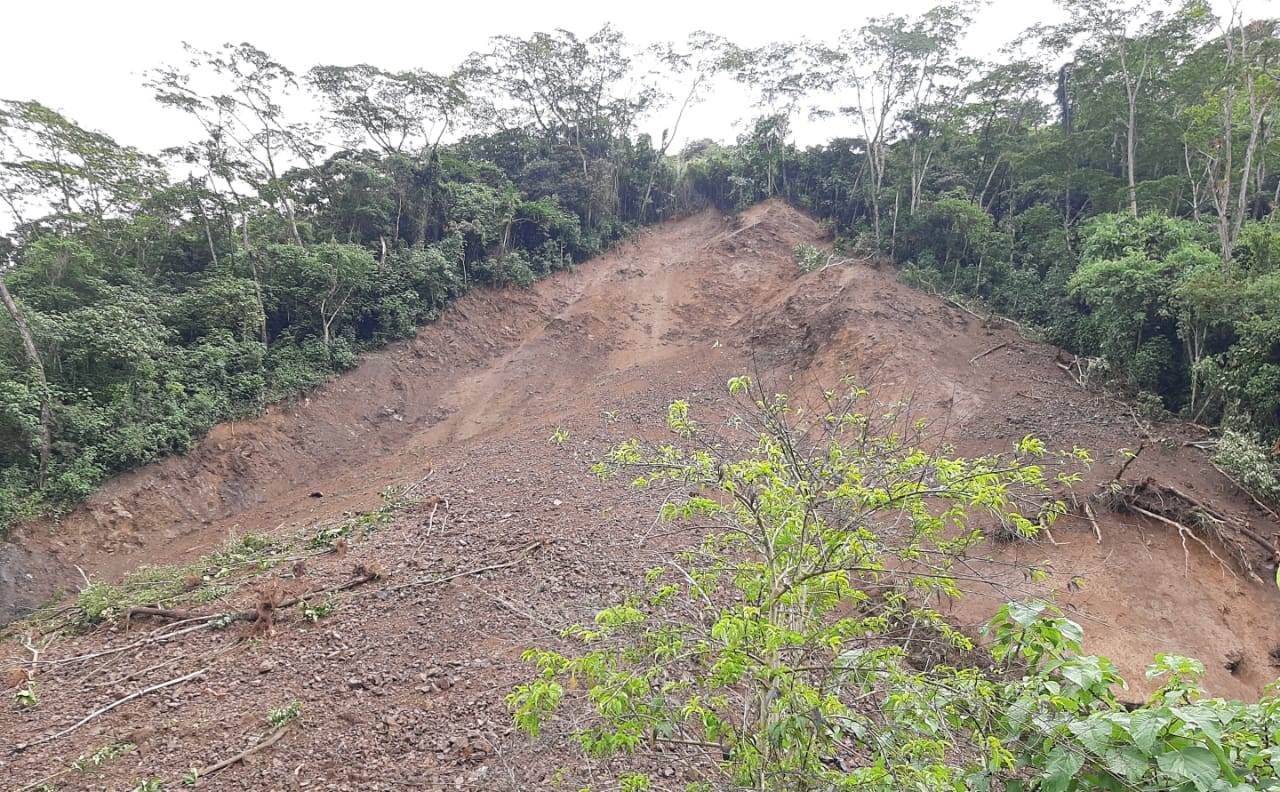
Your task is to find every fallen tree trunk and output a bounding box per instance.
[125,568,380,626]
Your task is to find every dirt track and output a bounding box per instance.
[3,201,1280,789]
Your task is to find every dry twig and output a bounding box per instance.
[391,540,545,592]
[194,722,295,784]
[969,342,1009,365]
[15,666,210,753]
[1082,502,1103,544]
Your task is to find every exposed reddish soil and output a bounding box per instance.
[3,200,1279,790]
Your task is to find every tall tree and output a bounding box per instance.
[149,43,320,245]
[1054,0,1210,217]
[0,274,49,485]
[0,99,163,232]
[810,2,976,242]
[307,65,465,156]
[641,32,735,220]
[463,26,658,227]
[1186,12,1280,264]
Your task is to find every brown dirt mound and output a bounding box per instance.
[2,199,1278,790]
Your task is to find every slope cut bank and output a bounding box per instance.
[3,200,1279,788]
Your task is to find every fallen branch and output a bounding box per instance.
[409,499,453,563]
[969,342,1009,365]
[1082,501,1103,544]
[470,584,554,632]
[943,296,986,322]
[87,651,188,690]
[390,540,545,592]
[37,620,217,670]
[816,256,858,272]
[1208,459,1280,527]
[194,722,295,784]
[702,219,764,250]
[15,666,210,753]
[400,465,436,500]
[1054,350,1105,389]
[125,570,379,625]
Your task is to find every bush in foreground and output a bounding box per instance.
[512,379,1280,791]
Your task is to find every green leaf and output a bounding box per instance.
[1061,658,1104,691]
[1007,600,1048,627]
[1042,747,1085,792]
[1067,717,1113,754]
[1155,746,1219,792]
[1170,704,1223,743]
[1124,709,1173,753]
[1101,746,1150,783]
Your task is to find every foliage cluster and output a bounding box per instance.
[512,384,1280,791]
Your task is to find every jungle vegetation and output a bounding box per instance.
[1,0,1278,528]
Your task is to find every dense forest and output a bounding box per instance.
[1,0,1279,530]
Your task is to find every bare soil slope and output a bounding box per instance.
[3,200,1279,790]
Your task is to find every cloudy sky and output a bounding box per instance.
[1,0,1267,157]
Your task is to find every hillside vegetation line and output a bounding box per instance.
[1,2,1278,531]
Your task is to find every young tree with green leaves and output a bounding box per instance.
[513,384,1280,790]
[512,381,1088,790]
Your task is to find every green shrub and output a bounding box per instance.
[513,382,1280,791]
[793,243,827,272]
[512,382,1088,789]
[1215,429,1280,504]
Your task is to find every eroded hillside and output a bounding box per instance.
[3,201,1278,790]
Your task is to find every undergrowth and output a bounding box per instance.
[5,484,418,638]
[1214,429,1280,506]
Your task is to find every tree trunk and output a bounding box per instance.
[0,277,51,486]
[241,216,270,347]
[283,197,304,246]
[197,195,219,268]
[1126,93,1139,217]
[890,187,901,259]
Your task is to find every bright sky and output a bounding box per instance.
[0,0,1267,156]
[3,0,1069,152]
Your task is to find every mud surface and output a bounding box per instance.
[3,201,1278,789]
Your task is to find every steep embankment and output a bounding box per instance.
[3,200,1277,790]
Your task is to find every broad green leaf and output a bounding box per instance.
[1067,716,1113,754]
[1125,709,1173,753]
[1155,746,1219,792]
[1101,746,1150,783]
[1042,747,1085,792]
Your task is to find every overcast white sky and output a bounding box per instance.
[3,0,1068,152]
[0,0,1268,155]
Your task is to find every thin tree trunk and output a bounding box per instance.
[890,187,901,259]
[197,198,219,268]
[0,277,51,486]
[1126,94,1139,217]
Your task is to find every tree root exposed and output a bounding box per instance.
[1094,476,1270,582]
